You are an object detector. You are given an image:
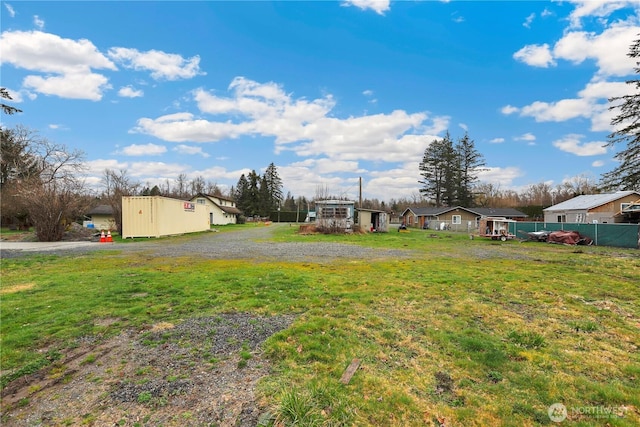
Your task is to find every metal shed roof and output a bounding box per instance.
[543,191,640,211]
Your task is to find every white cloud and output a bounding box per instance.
[567,0,634,29]
[0,30,116,100]
[553,24,639,77]
[118,86,144,98]
[85,158,129,172]
[23,72,111,101]
[592,160,605,167]
[501,105,519,115]
[133,77,449,166]
[120,143,167,156]
[552,134,607,156]
[519,98,594,122]
[362,89,373,96]
[173,144,210,157]
[4,3,15,17]
[107,47,205,80]
[33,15,44,29]
[0,31,116,74]
[515,133,536,142]
[128,161,188,177]
[489,137,505,144]
[341,0,390,15]
[451,14,464,24]
[523,13,535,28]
[477,166,524,187]
[513,43,555,67]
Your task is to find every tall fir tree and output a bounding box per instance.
[419,131,485,207]
[455,132,486,207]
[419,132,456,207]
[601,36,640,191]
[263,162,283,210]
[233,174,250,215]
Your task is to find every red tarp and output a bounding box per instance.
[547,230,593,246]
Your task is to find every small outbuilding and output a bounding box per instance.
[86,204,115,231]
[543,191,640,224]
[122,196,210,238]
[357,208,388,232]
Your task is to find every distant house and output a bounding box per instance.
[357,208,388,232]
[315,200,355,231]
[543,191,640,224]
[400,206,527,231]
[86,204,115,231]
[190,193,243,225]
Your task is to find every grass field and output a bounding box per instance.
[1,225,639,426]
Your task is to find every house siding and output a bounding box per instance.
[544,193,640,224]
[191,194,240,225]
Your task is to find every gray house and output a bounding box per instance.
[543,191,640,224]
[400,206,527,231]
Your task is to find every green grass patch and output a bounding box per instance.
[2,225,639,425]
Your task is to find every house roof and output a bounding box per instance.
[87,204,113,215]
[543,191,640,211]
[401,206,527,218]
[219,205,242,214]
[191,193,243,215]
[356,208,387,213]
[469,207,528,218]
[315,199,355,205]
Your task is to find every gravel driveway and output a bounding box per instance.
[0,223,413,261]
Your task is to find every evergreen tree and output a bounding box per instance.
[246,170,261,216]
[455,132,486,207]
[264,162,283,210]
[258,175,271,216]
[233,174,250,214]
[419,132,456,207]
[601,36,640,191]
[419,131,485,207]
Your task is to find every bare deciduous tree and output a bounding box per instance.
[9,130,89,241]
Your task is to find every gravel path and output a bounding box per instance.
[0,223,414,261]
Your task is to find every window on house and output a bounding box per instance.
[557,215,566,223]
[452,215,461,225]
[575,213,584,223]
[319,206,349,219]
[197,198,206,205]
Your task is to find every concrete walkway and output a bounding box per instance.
[0,241,101,252]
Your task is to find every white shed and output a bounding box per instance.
[122,196,210,238]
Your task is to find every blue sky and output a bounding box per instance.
[1,1,638,202]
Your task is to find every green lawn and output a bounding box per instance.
[1,225,638,426]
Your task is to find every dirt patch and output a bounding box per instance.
[1,313,294,426]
